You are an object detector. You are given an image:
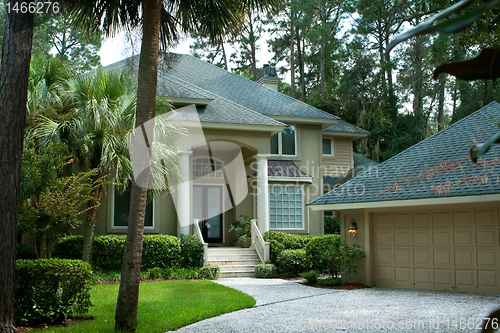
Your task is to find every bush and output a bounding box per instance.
[317,277,342,287]
[301,270,320,284]
[180,235,204,268]
[199,264,220,280]
[254,262,278,278]
[55,235,183,271]
[305,235,366,281]
[15,259,92,326]
[142,235,181,269]
[276,249,309,275]
[167,267,200,280]
[53,235,84,259]
[264,231,314,262]
[324,216,340,234]
[147,267,164,280]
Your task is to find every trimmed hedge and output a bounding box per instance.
[180,235,204,268]
[254,262,278,278]
[15,259,92,326]
[276,249,309,275]
[199,264,221,280]
[305,234,342,274]
[54,234,184,271]
[263,231,314,262]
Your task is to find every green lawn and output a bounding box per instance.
[37,280,255,333]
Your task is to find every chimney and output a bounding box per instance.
[256,64,281,91]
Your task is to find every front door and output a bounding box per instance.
[193,185,223,243]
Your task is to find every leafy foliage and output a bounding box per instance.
[324,216,340,234]
[228,214,252,245]
[276,249,309,275]
[199,264,221,280]
[180,235,204,268]
[254,262,279,278]
[317,277,342,287]
[18,142,107,258]
[15,259,92,326]
[301,270,320,284]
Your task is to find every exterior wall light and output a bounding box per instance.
[348,219,357,237]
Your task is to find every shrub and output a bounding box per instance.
[324,216,340,234]
[168,267,200,280]
[15,259,92,326]
[142,235,181,269]
[264,231,314,262]
[92,235,125,271]
[268,239,284,263]
[276,249,309,275]
[16,244,37,259]
[317,277,342,287]
[92,270,121,283]
[301,270,320,284]
[147,267,164,280]
[199,264,221,280]
[254,262,278,278]
[53,235,84,259]
[305,235,366,282]
[180,235,204,268]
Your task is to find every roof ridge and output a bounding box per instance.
[160,71,287,127]
[170,52,339,120]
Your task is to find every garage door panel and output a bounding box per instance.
[375,230,392,246]
[374,213,393,228]
[433,211,452,227]
[435,269,453,286]
[395,249,411,265]
[434,249,452,266]
[476,229,497,247]
[414,249,432,266]
[456,269,476,287]
[375,248,393,265]
[376,266,393,282]
[475,208,498,226]
[413,230,431,247]
[394,213,411,228]
[395,267,412,284]
[478,270,498,288]
[414,268,433,285]
[433,230,452,247]
[454,230,474,247]
[477,250,497,267]
[453,210,474,227]
[455,249,475,267]
[413,212,431,228]
[394,230,411,246]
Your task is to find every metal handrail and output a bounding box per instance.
[193,219,208,265]
[251,219,270,263]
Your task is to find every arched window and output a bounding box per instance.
[192,157,223,178]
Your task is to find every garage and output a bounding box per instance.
[373,206,500,293]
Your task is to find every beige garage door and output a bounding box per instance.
[373,207,500,293]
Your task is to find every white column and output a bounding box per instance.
[255,154,270,234]
[177,150,192,238]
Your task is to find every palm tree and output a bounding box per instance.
[29,68,137,262]
[61,0,282,331]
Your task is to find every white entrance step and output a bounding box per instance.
[207,247,261,278]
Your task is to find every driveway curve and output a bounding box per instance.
[172,278,500,332]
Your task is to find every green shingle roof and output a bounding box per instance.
[310,102,500,206]
[323,121,369,134]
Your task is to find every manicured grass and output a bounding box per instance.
[36,280,256,333]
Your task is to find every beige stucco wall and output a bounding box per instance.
[322,136,353,176]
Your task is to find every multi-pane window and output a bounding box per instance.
[271,126,296,156]
[323,138,333,156]
[269,185,303,229]
[192,157,223,178]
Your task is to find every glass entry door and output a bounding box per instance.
[193,185,223,243]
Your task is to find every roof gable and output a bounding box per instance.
[310,102,500,206]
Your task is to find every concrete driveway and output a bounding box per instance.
[172,278,500,332]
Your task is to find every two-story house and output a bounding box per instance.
[89,53,368,263]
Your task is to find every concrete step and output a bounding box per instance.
[207,254,260,261]
[207,248,256,255]
[219,271,255,278]
[208,259,261,266]
[219,265,258,272]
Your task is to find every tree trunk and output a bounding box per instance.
[437,74,445,131]
[319,0,326,97]
[289,2,296,98]
[297,33,305,101]
[0,2,34,332]
[81,182,102,262]
[114,0,161,331]
[248,12,257,81]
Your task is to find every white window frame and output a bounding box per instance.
[108,182,156,231]
[322,137,334,156]
[268,184,305,230]
[271,126,297,157]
